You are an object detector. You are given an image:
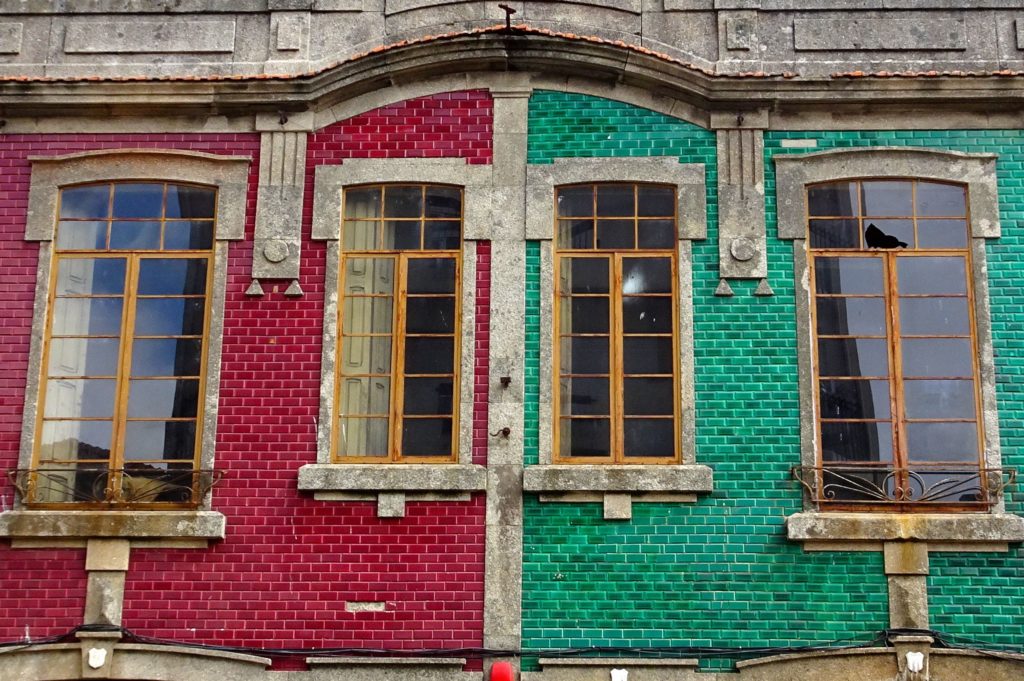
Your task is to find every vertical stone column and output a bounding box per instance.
[250,112,312,296]
[710,110,771,296]
[884,541,930,629]
[483,78,532,672]
[83,539,130,627]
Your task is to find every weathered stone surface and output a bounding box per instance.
[603,493,632,520]
[376,492,406,518]
[0,510,227,540]
[297,463,488,491]
[85,538,130,571]
[883,541,929,576]
[888,575,929,629]
[530,658,698,681]
[84,571,126,626]
[793,15,965,51]
[787,512,1024,544]
[0,22,22,54]
[63,20,237,54]
[523,464,714,493]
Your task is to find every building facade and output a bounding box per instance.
[1,3,1024,680]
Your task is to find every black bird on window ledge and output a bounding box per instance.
[864,223,908,249]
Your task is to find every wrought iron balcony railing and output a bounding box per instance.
[7,467,224,509]
[792,465,1016,510]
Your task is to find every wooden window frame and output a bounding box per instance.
[552,182,682,465]
[332,183,463,464]
[30,181,216,510]
[806,178,987,512]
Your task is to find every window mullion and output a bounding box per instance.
[391,255,407,462]
[612,254,624,464]
[110,254,141,502]
[885,253,908,481]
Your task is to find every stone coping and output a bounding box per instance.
[307,657,468,667]
[538,658,698,668]
[734,647,891,670]
[297,464,488,493]
[0,510,226,540]
[523,465,713,494]
[787,512,1024,544]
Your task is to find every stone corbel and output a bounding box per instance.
[710,109,770,296]
[250,112,313,296]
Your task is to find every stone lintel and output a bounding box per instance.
[297,464,487,493]
[0,510,226,541]
[787,512,1024,545]
[523,465,713,494]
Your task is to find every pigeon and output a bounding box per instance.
[864,223,908,249]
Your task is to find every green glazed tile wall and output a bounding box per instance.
[765,130,1024,649]
[523,91,892,670]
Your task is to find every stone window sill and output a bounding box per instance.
[0,510,226,548]
[787,511,1024,550]
[297,464,487,517]
[523,464,713,519]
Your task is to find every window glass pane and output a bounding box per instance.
[134,298,206,336]
[814,257,884,295]
[817,338,889,377]
[406,297,455,334]
[40,420,113,461]
[339,377,391,415]
[123,420,196,460]
[120,463,196,504]
[917,219,969,249]
[622,297,672,334]
[904,379,976,419]
[558,219,594,249]
[905,422,978,462]
[819,379,891,419]
[56,258,126,296]
[57,221,107,250]
[559,337,609,375]
[557,186,593,218]
[815,298,886,336]
[110,221,161,250]
[381,221,421,250]
[338,417,389,457]
[401,418,452,456]
[343,221,378,251]
[637,186,674,217]
[423,221,461,250]
[47,338,120,377]
[165,185,216,219]
[51,298,123,336]
[424,186,461,218]
[623,377,674,415]
[560,377,609,416]
[342,297,393,335]
[902,339,973,377]
[31,463,109,504]
[899,297,970,336]
[622,258,671,294]
[821,421,893,463]
[560,418,609,457]
[637,220,675,248]
[344,258,394,295]
[137,259,208,295]
[808,182,857,217]
[127,379,200,418]
[60,185,110,219]
[623,337,673,374]
[407,258,456,294]
[596,220,634,249]
[596,185,634,217]
[44,379,117,419]
[809,219,860,249]
[383,186,422,218]
[864,220,912,249]
[344,187,382,219]
[164,221,214,250]
[341,336,392,374]
[130,339,203,377]
[404,337,454,374]
[563,297,609,334]
[897,256,966,295]
[623,419,674,457]
[112,183,164,219]
[861,180,912,216]
[916,182,966,217]
[561,258,609,294]
[906,470,982,504]
[403,377,454,415]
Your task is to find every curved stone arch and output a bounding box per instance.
[311,71,710,132]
